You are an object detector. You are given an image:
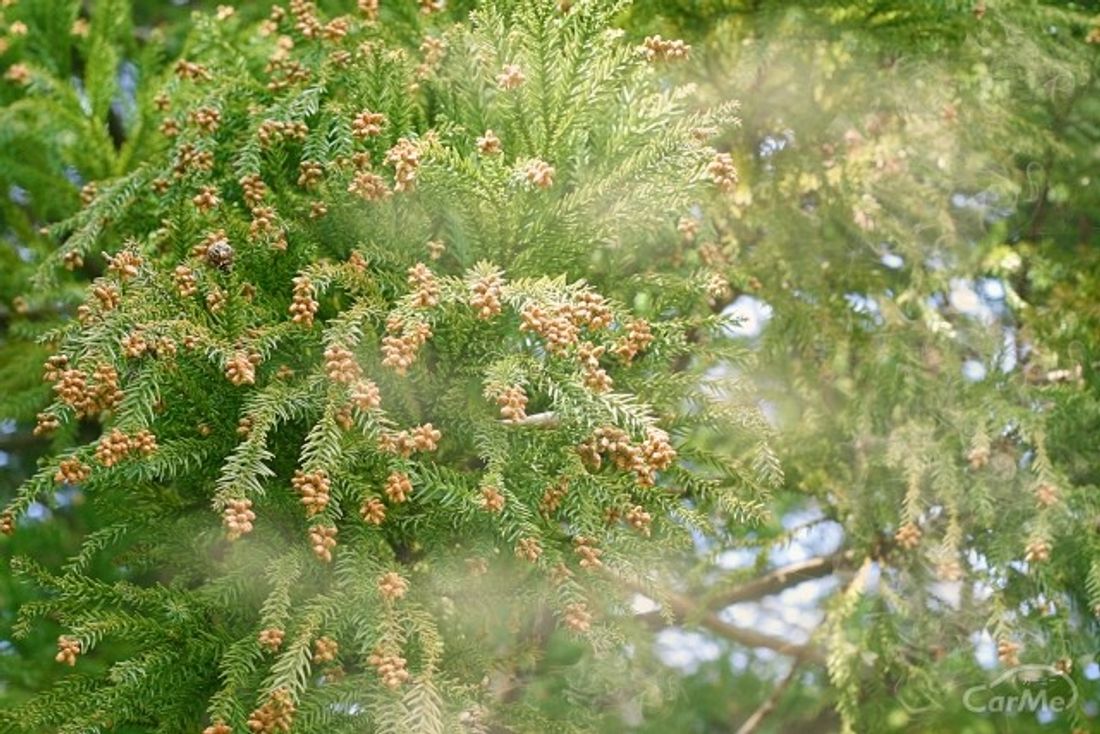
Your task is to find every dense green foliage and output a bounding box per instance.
[2,0,1099,732]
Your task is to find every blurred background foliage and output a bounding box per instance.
[2,1,1099,732]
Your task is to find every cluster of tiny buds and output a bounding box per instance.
[309,524,338,562]
[175,265,198,297]
[258,627,285,652]
[967,445,990,470]
[368,649,410,689]
[312,636,339,663]
[347,379,381,413]
[496,385,528,421]
[476,129,502,155]
[378,571,409,601]
[677,216,700,242]
[95,429,157,467]
[189,106,221,134]
[385,138,421,192]
[479,486,505,513]
[705,271,732,304]
[573,536,603,569]
[160,118,181,138]
[240,175,268,209]
[340,140,377,169]
[106,249,143,281]
[522,159,555,190]
[348,170,391,201]
[324,344,361,383]
[223,499,256,540]
[175,59,212,82]
[52,363,123,417]
[936,558,964,582]
[351,109,386,139]
[894,522,922,550]
[55,636,81,666]
[0,511,13,536]
[378,423,441,456]
[246,688,295,734]
[173,143,214,175]
[614,319,654,362]
[407,263,440,308]
[226,351,261,386]
[626,505,653,536]
[43,354,69,383]
[349,253,371,275]
[540,480,568,515]
[496,64,525,90]
[640,35,691,62]
[193,185,221,212]
[207,286,227,313]
[578,426,676,486]
[1025,539,1051,564]
[251,207,283,243]
[95,283,121,312]
[289,275,319,326]
[4,63,30,85]
[381,319,432,374]
[520,304,579,353]
[257,119,308,147]
[293,470,331,516]
[516,537,542,563]
[384,471,413,503]
[577,342,612,392]
[63,251,84,271]
[360,497,386,525]
[997,639,1020,668]
[469,269,504,319]
[1034,482,1059,508]
[562,602,592,632]
[707,152,738,192]
[265,59,312,93]
[416,36,447,81]
[297,160,323,188]
[54,458,91,485]
[203,721,231,734]
[121,331,148,359]
[34,412,60,437]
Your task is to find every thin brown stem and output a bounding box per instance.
[735,661,801,734]
[617,574,825,664]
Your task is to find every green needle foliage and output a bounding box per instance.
[2,1,767,732]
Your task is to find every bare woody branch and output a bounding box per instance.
[617,575,826,664]
[705,550,853,610]
[735,661,802,734]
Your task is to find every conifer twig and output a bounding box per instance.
[735,661,801,734]
[617,575,825,664]
[706,550,853,610]
[501,411,560,428]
